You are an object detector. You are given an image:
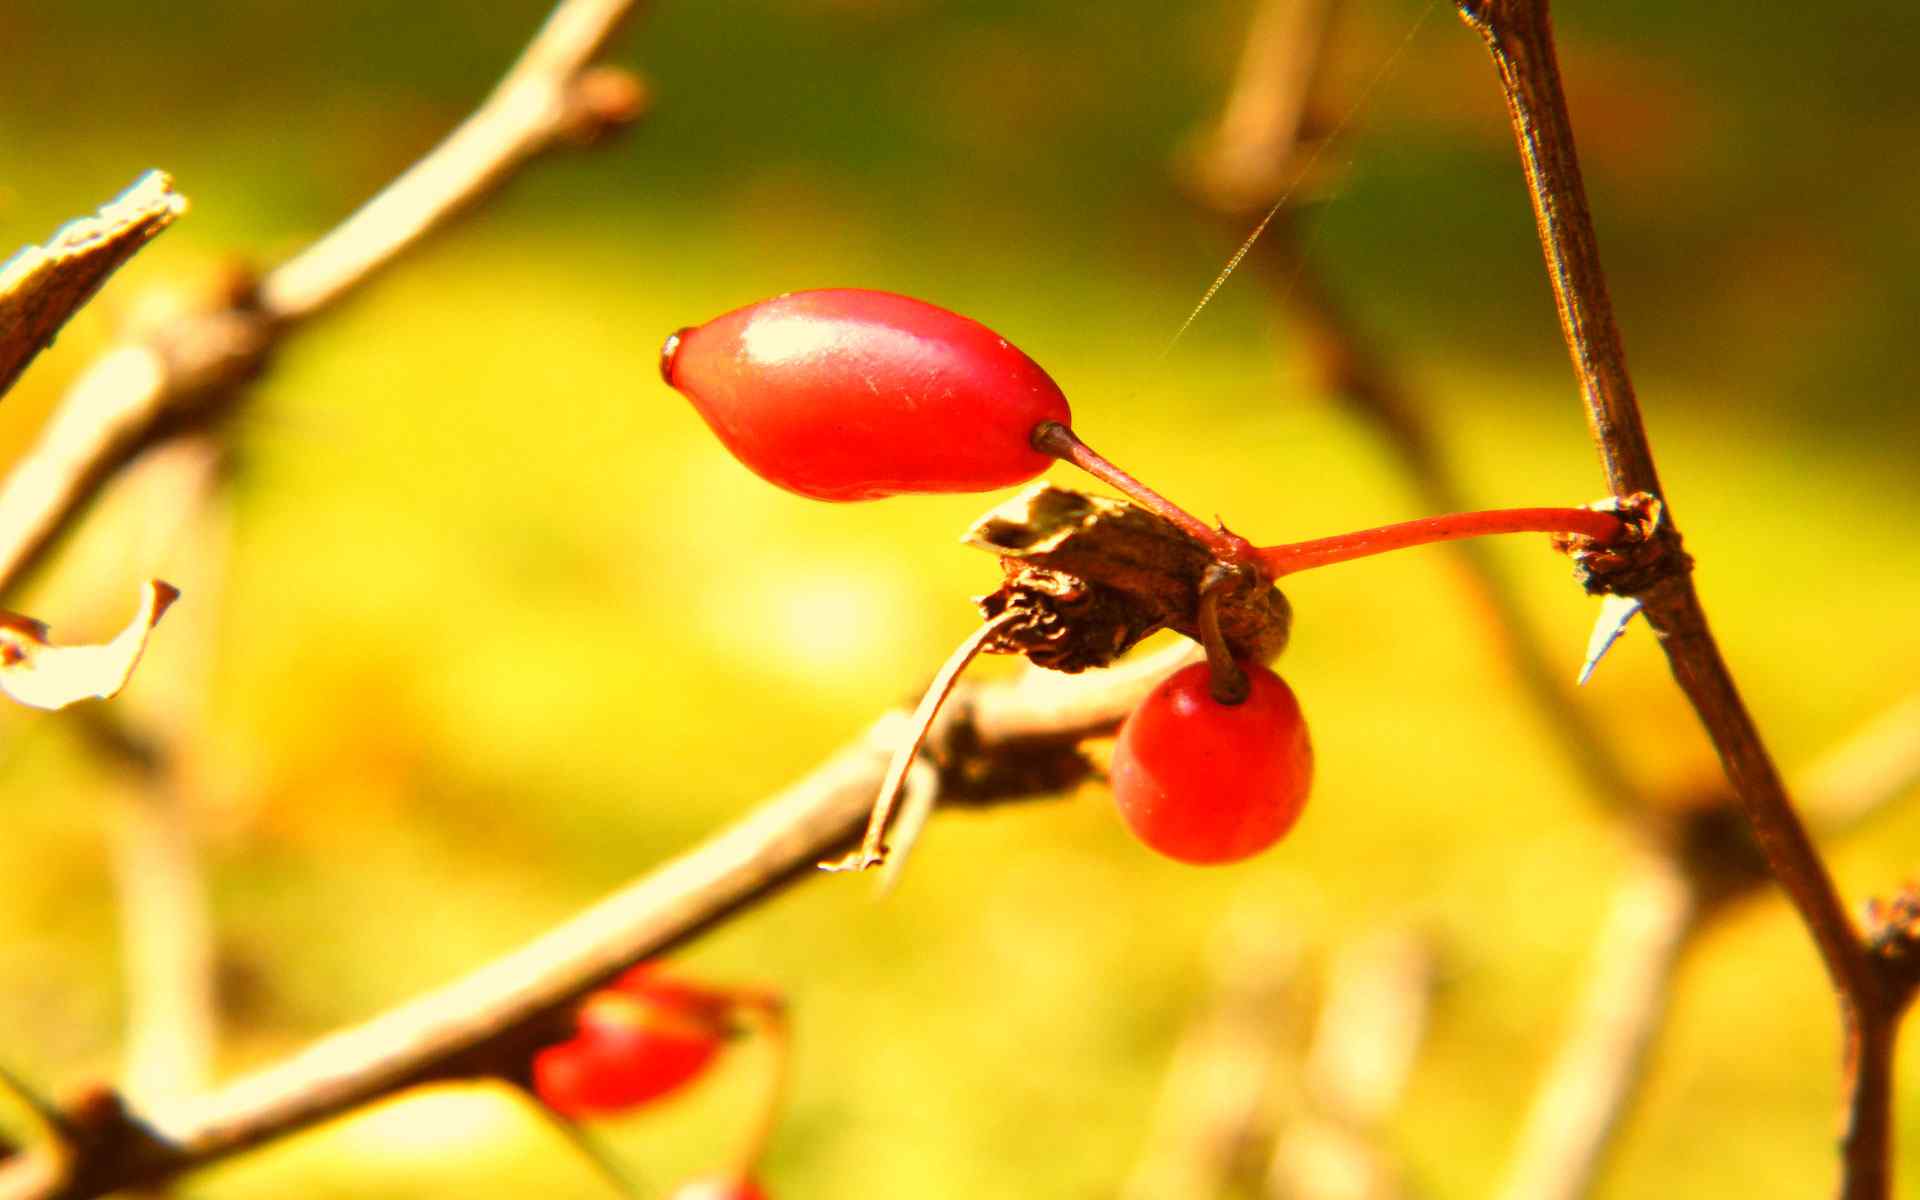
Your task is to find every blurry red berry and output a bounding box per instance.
[532,990,724,1117]
[1110,660,1312,865]
[611,963,730,1021]
[661,289,1071,500]
[667,1175,771,1200]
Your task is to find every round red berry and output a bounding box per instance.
[661,289,1071,501]
[1109,660,1313,865]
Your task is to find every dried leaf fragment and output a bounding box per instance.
[0,580,180,710]
[0,171,187,401]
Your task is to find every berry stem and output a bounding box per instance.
[1196,564,1250,705]
[729,996,791,1182]
[1256,506,1624,577]
[1031,422,1260,568]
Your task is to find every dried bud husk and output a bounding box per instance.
[966,484,1290,673]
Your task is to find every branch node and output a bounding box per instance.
[1863,885,1920,1012]
[557,67,652,145]
[1559,492,1690,598]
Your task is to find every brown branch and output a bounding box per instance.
[0,0,650,598]
[0,657,1152,1200]
[0,173,185,404]
[1454,3,1894,1196]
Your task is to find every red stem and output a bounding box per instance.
[1031,422,1260,568]
[1257,506,1622,577]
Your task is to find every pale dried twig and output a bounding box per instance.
[0,0,650,597]
[0,172,184,403]
[1122,918,1306,1200]
[0,656,1133,1200]
[67,435,234,1104]
[1269,928,1433,1200]
[1494,853,1695,1200]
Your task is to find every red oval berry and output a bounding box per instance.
[661,289,1071,501]
[532,991,724,1118]
[1109,660,1312,865]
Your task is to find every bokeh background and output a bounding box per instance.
[2,1,1918,1196]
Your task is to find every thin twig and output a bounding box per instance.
[0,0,650,597]
[108,771,219,1105]
[1268,927,1434,1200]
[1801,694,1920,833]
[519,1088,646,1198]
[1454,3,1892,1195]
[0,658,1138,1200]
[58,434,232,1105]
[1495,681,1920,1200]
[0,173,185,403]
[825,612,1018,873]
[1494,853,1696,1200]
[1122,916,1306,1200]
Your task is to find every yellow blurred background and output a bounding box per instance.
[1,1,1917,1196]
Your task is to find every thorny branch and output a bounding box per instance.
[1498,700,1920,1200]
[3,1,1910,1196]
[1192,3,1918,1196]
[0,653,1168,1200]
[1455,1,1901,1196]
[0,0,651,598]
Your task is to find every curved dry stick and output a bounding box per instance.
[1455,3,1892,1195]
[0,0,649,597]
[824,612,1019,873]
[0,658,1151,1200]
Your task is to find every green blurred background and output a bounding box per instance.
[2,0,1918,1195]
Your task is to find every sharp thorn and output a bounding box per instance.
[1578,594,1643,685]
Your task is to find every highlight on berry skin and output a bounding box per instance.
[660,288,1070,501]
